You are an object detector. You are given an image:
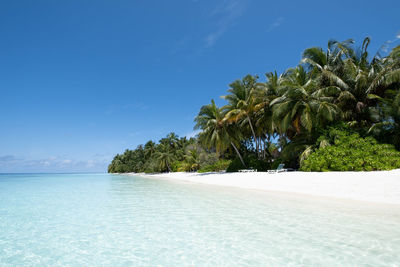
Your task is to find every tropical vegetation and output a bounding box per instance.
[109,37,400,173]
[300,126,400,171]
[108,133,225,173]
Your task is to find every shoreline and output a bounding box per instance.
[125,170,400,205]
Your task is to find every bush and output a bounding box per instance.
[226,157,244,172]
[199,152,219,167]
[198,159,231,173]
[226,155,270,172]
[300,128,400,171]
[171,161,186,172]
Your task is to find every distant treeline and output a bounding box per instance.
[108,133,231,173]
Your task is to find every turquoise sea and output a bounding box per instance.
[1,173,400,266]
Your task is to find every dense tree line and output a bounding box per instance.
[108,133,230,173]
[194,37,400,171]
[109,37,400,172]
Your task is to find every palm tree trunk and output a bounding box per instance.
[231,141,246,167]
[256,136,260,157]
[262,138,266,159]
[247,115,259,157]
[265,134,272,162]
[166,160,171,172]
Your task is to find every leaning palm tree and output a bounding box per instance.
[194,99,246,167]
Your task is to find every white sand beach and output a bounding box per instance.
[132,170,400,205]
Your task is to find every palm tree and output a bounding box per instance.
[253,71,280,159]
[301,39,353,90]
[270,65,341,136]
[166,132,179,147]
[154,143,175,172]
[301,38,399,128]
[183,148,201,171]
[369,89,400,149]
[194,99,246,167]
[107,37,400,173]
[222,75,260,157]
[144,140,156,160]
[367,45,400,95]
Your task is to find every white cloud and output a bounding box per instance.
[0,155,18,164]
[86,160,95,168]
[205,0,247,47]
[0,154,113,172]
[266,17,284,32]
[379,32,400,54]
[185,130,200,138]
[41,160,51,166]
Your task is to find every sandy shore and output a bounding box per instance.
[129,170,400,205]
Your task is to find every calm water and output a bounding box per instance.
[1,173,400,266]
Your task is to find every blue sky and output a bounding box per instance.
[1,0,399,172]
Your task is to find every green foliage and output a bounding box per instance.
[198,159,232,173]
[108,132,223,173]
[300,128,400,171]
[171,161,188,172]
[226,155,270,172]
[226,158,244,172]
[108,133,198,173]
[110,38,400,173]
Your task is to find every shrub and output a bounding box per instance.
[226,155,270,172]
[198,159,231,173]
[171,161,187,172]
[300,128,400,171]
[199,152,219,167]
[226,157,244,172]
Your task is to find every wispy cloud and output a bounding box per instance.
[205,0,247,47]
[61,159,72,165]
[0,154,113,172]
[266,17,284,32]
[129,131,142,137]
[379,31,400,53]
[185,130,200,139]
[0,155,18,162]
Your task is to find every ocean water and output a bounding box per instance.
[0,173,400,266]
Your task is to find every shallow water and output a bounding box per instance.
[0,173,400,266]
